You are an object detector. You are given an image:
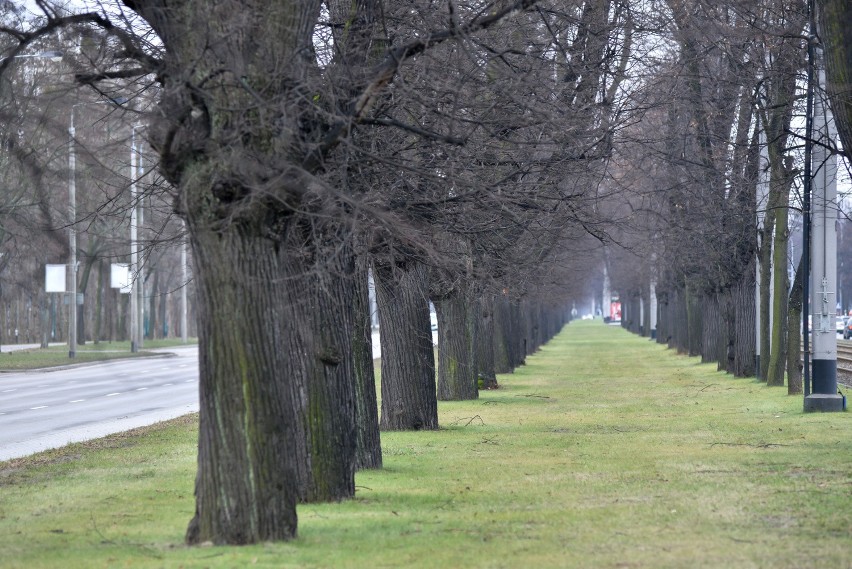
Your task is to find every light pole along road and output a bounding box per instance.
[0,346,199,461]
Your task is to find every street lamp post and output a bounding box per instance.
[130,126,139,352]
[68,97,128,357]
[181,221,188,344]
[68,113,78,358]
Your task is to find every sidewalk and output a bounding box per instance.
[0,342,64,353]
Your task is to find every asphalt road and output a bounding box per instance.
[0,346,199,461]
[0,329,436,462]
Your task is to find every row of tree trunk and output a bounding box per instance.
[375,257,569,433]
[185,205,571,544]
[621,268,757,379]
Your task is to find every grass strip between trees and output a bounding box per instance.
[0,339,198,371]
[0,322,849,568]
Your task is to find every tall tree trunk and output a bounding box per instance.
[374,259,438,431]
[513,300,528,365]
[290,243,357,504]
[477,295,498,389]
[657,290,669,346]
[701,294,720,364]
[493,294,512,374]
[159,278,169,339]
[817,0,852,163]
[185,215,357,544]
[758,216,774,381]
[352,255,381,469]
[95,259,104,344]
[185,227,300,545]
[734,267,757,377]
[786,256,804,394]
[766,199,789,387]
[149,269,160,340]
[435,288,478,401]
[686,289,702,357]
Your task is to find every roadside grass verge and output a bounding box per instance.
[0,322,849,568]
[0,339,198,371]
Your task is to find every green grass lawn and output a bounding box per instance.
[0,322,849,568]
[0,339,197,371]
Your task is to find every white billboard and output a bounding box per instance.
[111,263,131,294]
[45,264,66,293]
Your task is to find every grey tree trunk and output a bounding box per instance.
[184,214,357,545]
[734,266,756,377]
[786,256,804,395]
[374,260,438,430]
[185,227,300,545]
[817,0,852,163]
[289,244,358,504]
[352,256,382,469]
[476,295,498,389]
[435,289,478,401]
[493,295,513,374]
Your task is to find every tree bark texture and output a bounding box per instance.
[493,295,513,374]
[686,290,702,358]
[476,295,498,389]
[817,0,852,163]
[734,266,757,377]
[667,290,683,351]
[700,294,721,364]
[513,300,529,363]
[657,291,670,346]
[435,290,478,401]
[718,291,735,373]
[758,213,773,382]
[766,208,789,387]
[352,256,382,469]
[786,256,804,395]
[285,241,357,505]
[185,227,300,545]
[374,259,438,431]
[186,218,358,542]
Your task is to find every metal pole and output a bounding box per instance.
[68,112,77,358]
[181,225,188,344]
[136,148,144,349]
[802,3,815,398]
[130,128,138,353]
[804,19,843,412]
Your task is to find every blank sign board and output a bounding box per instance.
[111,263,131,293]
[45,264,66,293]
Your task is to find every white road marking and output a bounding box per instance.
[136,388,148,391]
[2,389,15,393]
[30,406,48,410]
[70,399,85,403]
[163,383,173,386]
[106,393,121,397]
[185,379,194,383]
